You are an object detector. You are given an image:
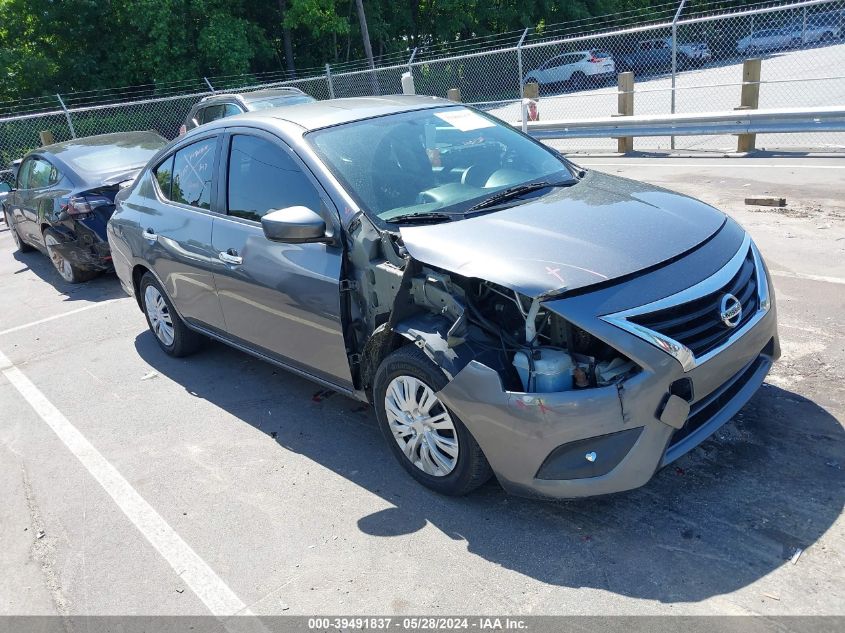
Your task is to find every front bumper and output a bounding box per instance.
[439,307,778,499]
[436,238,780,499]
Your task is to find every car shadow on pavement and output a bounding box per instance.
[10,250,125,302]
[135,332,844,604]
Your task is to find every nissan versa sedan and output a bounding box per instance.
[5,131,167,282]
[107,96,779,499]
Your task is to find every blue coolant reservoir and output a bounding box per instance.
[512,348,574,392]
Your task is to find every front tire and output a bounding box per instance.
[139,272,203,357]
[374,345,493,496]
[43,229,96,283]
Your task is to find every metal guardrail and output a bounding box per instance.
[524,106,845,139]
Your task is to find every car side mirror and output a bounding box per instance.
[261,206,328,244]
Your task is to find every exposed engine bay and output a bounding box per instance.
[343,215,639,398]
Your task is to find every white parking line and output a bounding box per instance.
[771,269,845,285]
[0,299,124,337]
[0,348,252,617]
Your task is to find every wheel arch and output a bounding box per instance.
[359,312,478,404]
[359,323,412,402]
[132,264,173,315]
[132,263,150,308]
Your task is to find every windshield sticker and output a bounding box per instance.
[434,110,496,132]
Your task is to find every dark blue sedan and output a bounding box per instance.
[3,131,166,283]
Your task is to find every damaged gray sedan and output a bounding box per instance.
[107,96,779,499]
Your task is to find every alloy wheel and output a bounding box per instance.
[44,233,75,282]
[384,375,459,477]
[144,285,176,347]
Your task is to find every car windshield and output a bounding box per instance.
[250,95,316,110]
[307,106,574,223]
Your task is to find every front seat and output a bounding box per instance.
[372,126,435,210]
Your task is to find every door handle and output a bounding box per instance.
[219,250,243,265]
[142,228,157,241]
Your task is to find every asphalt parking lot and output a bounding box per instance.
[1,154,843,618]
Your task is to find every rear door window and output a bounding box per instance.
[172,138,218,209]
[26,158,60,189]
[153,155,174,197]
[226,134,322,222]
[154,138,218,209]
[16,158,34,189]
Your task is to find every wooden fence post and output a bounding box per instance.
[736,58,762,153]
[617,72,634,154]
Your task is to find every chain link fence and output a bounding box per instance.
[472,0,845,152]
[2,0,844,166]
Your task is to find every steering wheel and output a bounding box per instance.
[372,132,434,210]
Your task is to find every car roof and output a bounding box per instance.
[241,88,308,103]
[197,95,454,133]
[199,87,306,106]
[31,131,168,185]
[543,51,590,61]
[38,131,166,156]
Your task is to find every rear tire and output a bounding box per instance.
[374,345,493,496]
[139,272,204,357]
[43,229,96,283]
[5,211,34,252]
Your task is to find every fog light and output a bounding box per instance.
[536,428,643,480]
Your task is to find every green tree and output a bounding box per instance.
[0,0,765,105]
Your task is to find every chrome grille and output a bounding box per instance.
[628,247,759,358]
[600,235,771,372]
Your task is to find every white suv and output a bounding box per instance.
[736,27,800,53]
[524,50,615,91]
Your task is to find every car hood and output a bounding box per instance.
[399,171,726,298]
